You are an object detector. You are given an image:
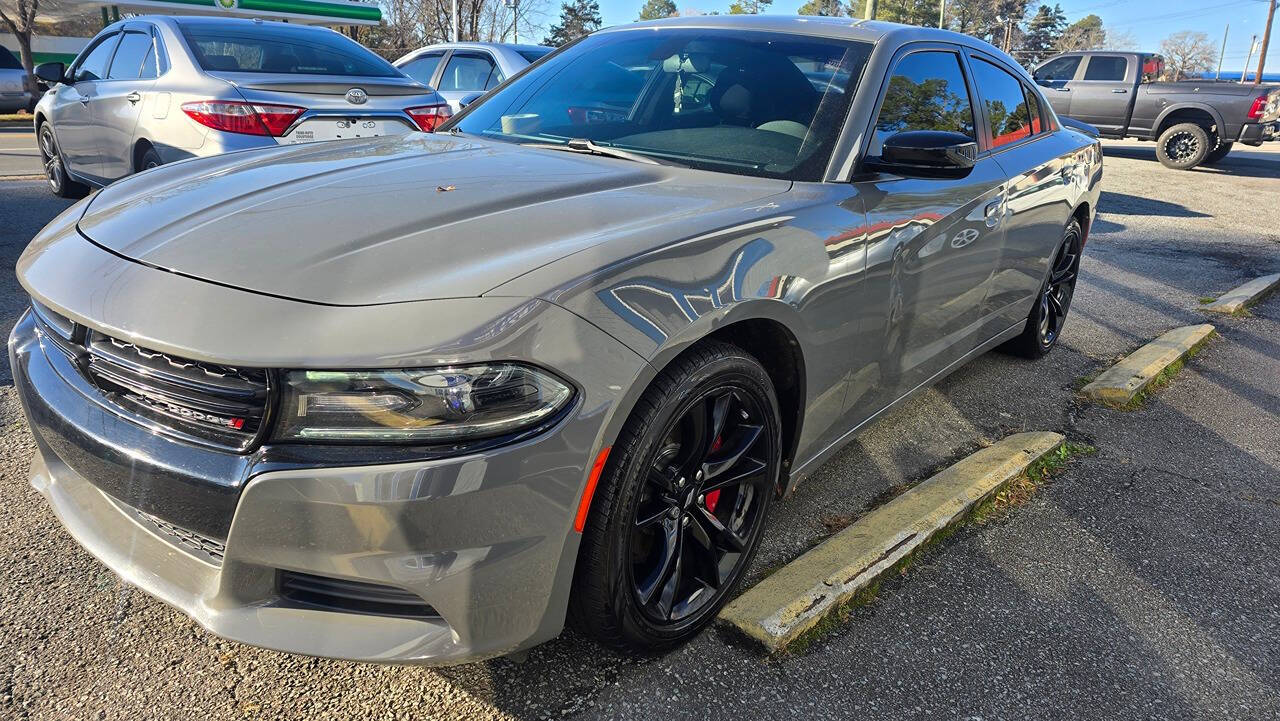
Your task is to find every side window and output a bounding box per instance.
[438,53,498,92]
[970,57,1032,148]
[107,32,153,80]
[73,33,119,83]
[399,52,443,86]
[1023,84,1047,134]
[871,50,975,156]
[140,45,158,79]
[1083,56,1128,81]
[1035,55,1080,82]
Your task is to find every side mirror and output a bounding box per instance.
[866,130,977,179]
[34,62,66,85]
[458,91,485,109]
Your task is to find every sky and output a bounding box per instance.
[574,0,1280,74]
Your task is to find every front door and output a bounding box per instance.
[852,47,1009,415]
[434,51,502,112]
[1032,54,1081,119]
[94,29,158,180]
[52,31,119,183]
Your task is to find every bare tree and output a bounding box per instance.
[1159,30,1216,80]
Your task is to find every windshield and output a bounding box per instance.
[451,29,872,181]
[182,24,402,77]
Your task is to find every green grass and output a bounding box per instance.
[781,440,1094,655]
[0,113,34,123]
[1198,296,1217,305]
[1106,331,1216,411]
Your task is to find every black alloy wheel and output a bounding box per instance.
[570,341,781,652]
[629,384,771,624]
[1155,122,1210,170]
[38,124,87,198]
[999,218,1082,359]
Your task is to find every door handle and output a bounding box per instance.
[126,91,142,104]
[78,95,90,105]
[1111,88,1128,94]
[1054,87,1071,92]
[984,199,1004,228]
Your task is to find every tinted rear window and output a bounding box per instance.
[517,48,552,63]
[182,24,400,77]
[0,47,20,69]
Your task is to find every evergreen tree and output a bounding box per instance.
[1057,14,1106,51]
[798,0,843,16]
[849,0,939,26]
[728,0,772,14]
[544,0,603,46]
[636,0,677,20]
[1022,4,1066,65]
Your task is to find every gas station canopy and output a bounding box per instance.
[106,0,381,25]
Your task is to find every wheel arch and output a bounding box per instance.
[132,138,156,173]
[1155,104,1223,138]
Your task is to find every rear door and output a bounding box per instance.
[434,51,503,112]
[855,45,1010,410]
[1033,54,1081,117]
[53,31,120,182]
[94,28,160,180]
[966,52,1074,331]
[1065,54,1134,136]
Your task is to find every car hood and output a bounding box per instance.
[76,134,790,306]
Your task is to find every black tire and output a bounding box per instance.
[1155,122,1211,170]
[999,218,1082,359]
[1202,141,1232,165]
[569,340,782,653]
[37,123,88,199]
[138,146,163,172]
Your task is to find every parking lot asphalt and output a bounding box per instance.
[0,127,40,179]
[1,142,1278,720]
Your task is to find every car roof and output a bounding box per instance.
[609,15,1002,53]
[139,15,341,33]
[411,41,551,52]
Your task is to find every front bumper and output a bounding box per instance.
[10,306,640,664]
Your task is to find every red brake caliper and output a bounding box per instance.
[705,435,723,513]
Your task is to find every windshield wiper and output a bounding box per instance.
[522,138,685,167]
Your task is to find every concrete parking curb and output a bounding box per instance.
[1081,324,1216,407]
[1200,273,1280,315]
[717,431,1066,653]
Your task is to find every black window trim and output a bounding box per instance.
[438,50,501,92]
[854,41,984,178]
[69,30,123,84]
[1078,54,1131,83]
[962,48,1050,158]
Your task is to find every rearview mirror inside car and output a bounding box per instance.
[865,130,978,179]
[34,62,66,85]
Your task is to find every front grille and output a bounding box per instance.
[277,571,441,621]
[31,303,271,452]
[131,506,227,564]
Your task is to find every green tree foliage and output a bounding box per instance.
[1022,3,1066,64]
[636,0,678,20]
[876,75,973,138]
[544,0,602,45]
[943,0,1001,41]
[850,0,938,25]
[728,0,772,14]
[798,0,843,17]
[1056,13,1106,51]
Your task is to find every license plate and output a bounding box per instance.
[279,118,408,145]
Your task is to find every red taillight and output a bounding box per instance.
[1248,94,1268,120]
[405,103,452,132]
[181,100,304,137]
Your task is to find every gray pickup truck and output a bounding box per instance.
[1033,51,1280,169]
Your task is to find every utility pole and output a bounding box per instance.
[1242,35,1258,83]
[1255,0,1276,85]
[1216,24,1228,80]
[863,0,878,20]
[451,0,459,42]
[939,0,946,29]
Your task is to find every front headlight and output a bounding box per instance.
[275,364,574,443]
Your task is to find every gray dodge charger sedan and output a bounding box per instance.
[12,16,1101,664]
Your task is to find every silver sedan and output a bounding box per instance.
[394,41,552,112]
[31,15,448,197]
